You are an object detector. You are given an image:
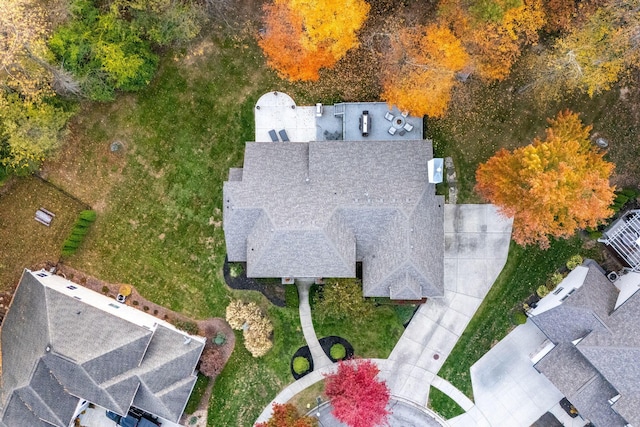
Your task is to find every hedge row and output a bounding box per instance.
[61,210,97,257]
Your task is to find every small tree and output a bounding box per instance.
[256,403,317,427]
[315,279,373,324]
[225,300,273,357]
[199,345,225,378]
[324,360,390,427]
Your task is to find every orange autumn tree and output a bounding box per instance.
[259,0,370,81]
[440,0,545,81]
[476,110,615,248]
[381,24,469,117]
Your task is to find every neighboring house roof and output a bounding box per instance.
[0,270,205,426]
[598,209,640,271]
[223,140,445,299]
[532,263,640,426]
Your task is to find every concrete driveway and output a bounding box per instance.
[468,320,586,427]
[314,398,448,427]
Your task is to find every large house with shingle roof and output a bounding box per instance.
[0,269,205,427]
[223,139,445,300]
[528,262,640,426]
[223,93,446,300]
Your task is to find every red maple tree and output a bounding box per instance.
[324,360,390,427]
[256,403,317,427]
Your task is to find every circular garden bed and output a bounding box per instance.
[291,346,314,380]
[319,336,354,362]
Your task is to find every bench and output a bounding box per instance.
[35,208,55,226]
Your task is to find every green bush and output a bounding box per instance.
[61,211,97,257]
[213,332,227,345]
[330,343,346,360]
[566,255,583,270]
[173,319,199,335]
[536,284,550,298]
[549,272,564,287]
[285,284,299,308]
[293,356,310,374]
[79,210,97,222]
[229,263,243,278]
[512,311,527,325]
[49,0,159,101]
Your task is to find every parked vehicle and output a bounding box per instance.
[106,411,161,427]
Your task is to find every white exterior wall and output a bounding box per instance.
[528,266,590,316]
[29,270,205,344]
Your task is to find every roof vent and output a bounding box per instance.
[184,336,192,345]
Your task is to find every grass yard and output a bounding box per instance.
[431,238,600,417]
[38,33,310,426]
[430,54,640,202]
[312,305,406,359]
[0,177,86,289]
[428,387,464,420]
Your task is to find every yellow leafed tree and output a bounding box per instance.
[381,24,469,117]
[259,0,370,81]
[476,110,615,248]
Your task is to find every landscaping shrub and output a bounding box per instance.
[173,319,199,335]
[213,332,227,345]
[330,343,346,360]
[512,311,527,325]
[293,356,310,374]
[314,278,374,324]
[101,285,109,294]
[549,272,564,287]
[536,284,550,298]
[226,300,273,357]
[285,284,299,308]
[61,210,96,257]
[200,345,225,378]
[566,255,583,270]
[229,263,243,278]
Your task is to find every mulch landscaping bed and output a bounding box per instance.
[319,336,354,362]
[291,345,314,380]
[223,257,285,306]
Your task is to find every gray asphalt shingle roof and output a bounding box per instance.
[224,140,444,299]
[532,264,640,426]
[0,270,204,425]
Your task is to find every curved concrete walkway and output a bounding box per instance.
[296,280,332,369]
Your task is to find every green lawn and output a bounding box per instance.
[0,177,86,289]
[428,387,464,420]
[431,238,599,417]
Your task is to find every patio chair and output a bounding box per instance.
[268,129,279,142]
[403,123,414,132]
[388,126,397,135]
[279,129,290,142]
[384,111,394,121]
[401,111,409,118]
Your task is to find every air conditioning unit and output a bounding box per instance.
[607,271,619,282]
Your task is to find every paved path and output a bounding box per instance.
[297,280,333,369]
[255,205,513,426]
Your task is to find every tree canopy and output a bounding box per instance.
[324,360,390,427]
[259,0,370,81]
[256,403,317,427]
[475,110,615,248]
[381,24,469,117]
